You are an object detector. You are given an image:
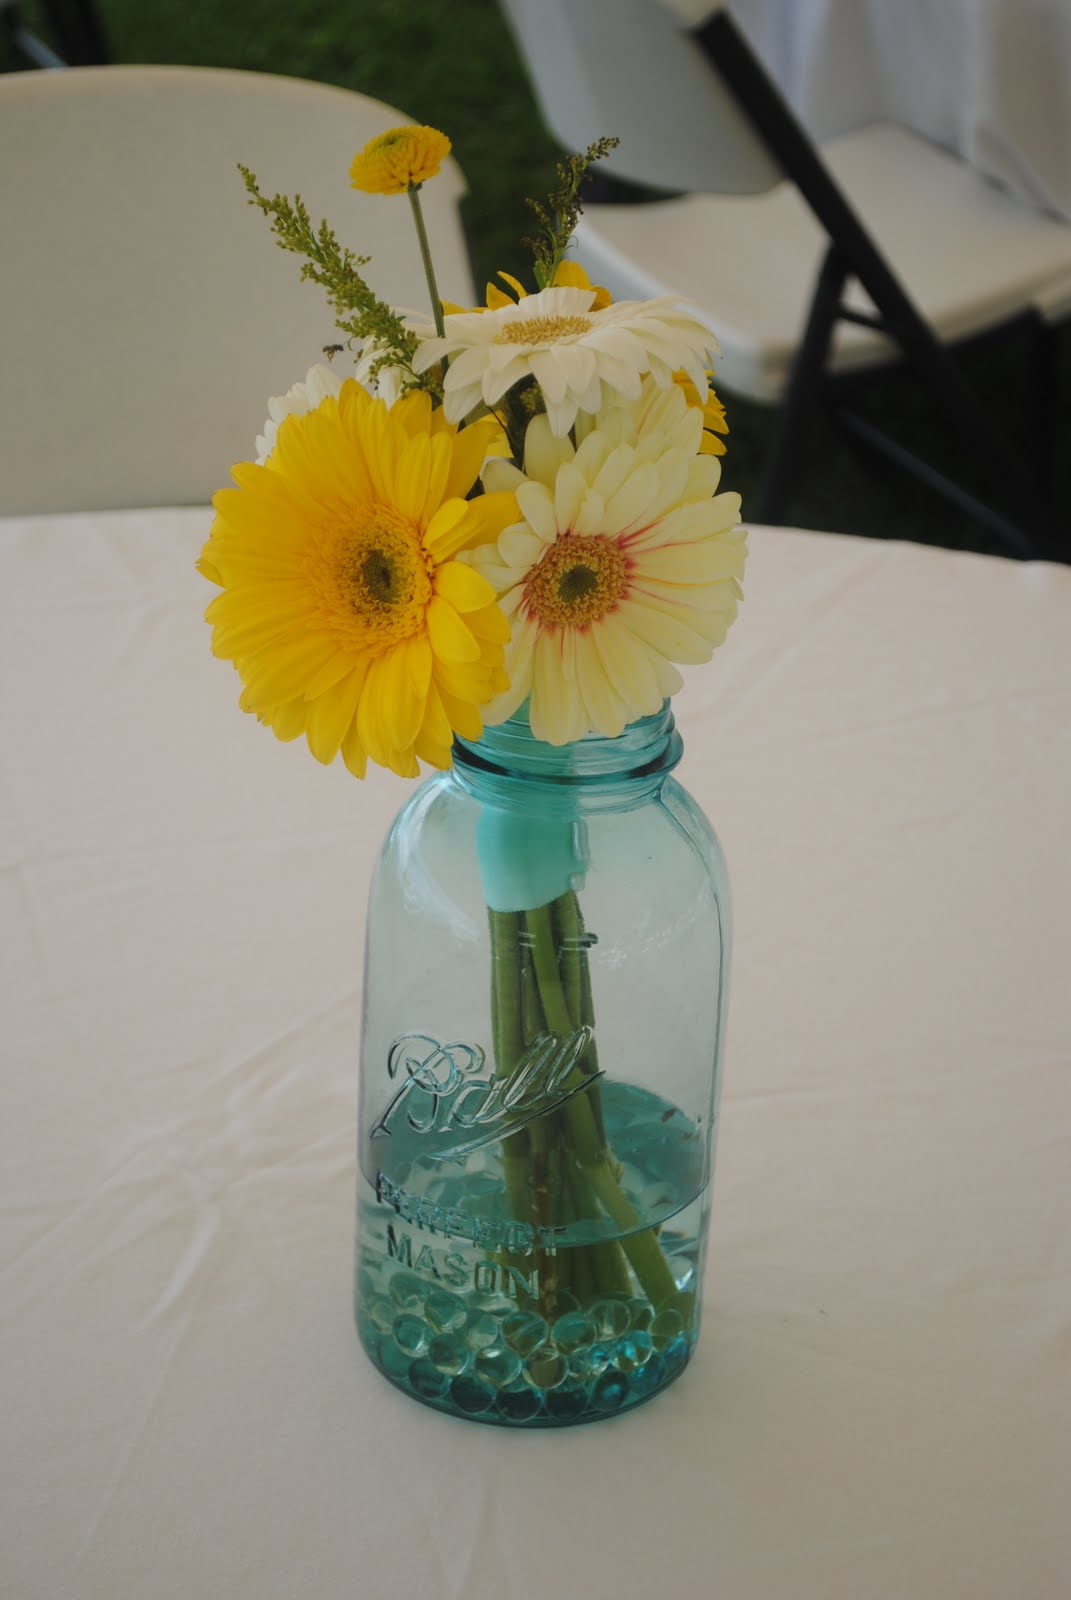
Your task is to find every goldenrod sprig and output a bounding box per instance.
[524,137,620,290]
[238,166,437,397]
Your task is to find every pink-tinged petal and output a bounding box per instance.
[617,597,714,664]
[591,613,663,715]
[633,537,748,583]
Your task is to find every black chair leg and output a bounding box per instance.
[754,244,847,524]
[41,0,110,63]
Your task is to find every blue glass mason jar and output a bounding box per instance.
[354,704,731,1426]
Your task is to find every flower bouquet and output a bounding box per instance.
[200,124,746,1425]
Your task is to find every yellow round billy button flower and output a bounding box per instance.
[349,124,452,195]
[469,378,746,746]
[198,383,515,779]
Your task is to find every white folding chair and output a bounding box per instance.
[0,65,475,515]
[500,0,1071,557]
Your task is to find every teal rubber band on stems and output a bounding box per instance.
[476,807,588,914]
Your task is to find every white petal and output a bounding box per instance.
[572,487,607,537]
[591,614,663,717]
[528,350,569,406]
[602,463,660,535]
[544,397,580,437]
[554,461,587,533]
[573,632,630,737]
[618,597,714,664]
[482,458,526,494]
[515,481,559,545]
[634,538,747,583]
[499,524,547,569]
[529,632,578,745]
[523,414,575,487]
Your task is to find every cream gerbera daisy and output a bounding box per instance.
[468,380,746,745]
[411,284,719,437]
[199,382,515,778]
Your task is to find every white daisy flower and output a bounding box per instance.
[254,363,344,464]
[468,378,746,745]
[352,338,407,409]
[411,285,720,437]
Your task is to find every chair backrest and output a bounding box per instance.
[498,0,780,195]
[0,66,474,515]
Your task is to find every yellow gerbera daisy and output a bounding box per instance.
[349,124,451,195]
[468,379,746,745]
[199,382,516,778]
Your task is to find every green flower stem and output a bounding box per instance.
[555,891,607,1142]
[488,910,536,1260]
[525,900,681,1310]
[407,184,446,340]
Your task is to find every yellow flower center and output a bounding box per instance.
[523,533,629,630]
[494,314,592,346]
[332,507,432,644]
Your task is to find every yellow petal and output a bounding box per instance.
[463,601,511,645]
[239,633,341,711]
[303,651,362,701]
[269,698,308,742]
[427,595,481,663]
[434,561,497,613]
[419,679,455,749]
[423,500,475,562]
[305,664,368,764]
[434,678,484,741]
[441,416,499,501]
[340,717,368,779]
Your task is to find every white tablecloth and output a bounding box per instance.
[669,0,1071,221]
[2,508,1070,1599]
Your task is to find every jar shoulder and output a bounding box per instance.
[376,771,729,906]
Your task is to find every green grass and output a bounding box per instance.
[4,0,1068,559]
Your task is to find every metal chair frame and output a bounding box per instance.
[2,0,108,67]
[693,10,1065,558]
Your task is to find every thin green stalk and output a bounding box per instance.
[525,900,682,1310]
[555,891,607,1143]
[407,184,446,339]
[488,910,533,1239]
[525,904,574,1035]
